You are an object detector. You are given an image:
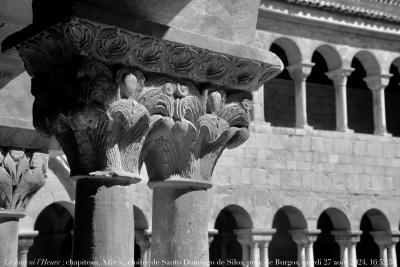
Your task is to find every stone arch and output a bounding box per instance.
[361,209,391,231]
[269,206,307,265]
[353,50,381,77]
[320,208,351,231]
[357,209,391,265]
[314,208,350,265]
[311,202,354,229]
[270,37,302,66]
[210,205,253,267]
[315,44,342,71]
[386,57,400,136]
[28,202,74,264]
[134,205,149,230]
[273,205,307,230]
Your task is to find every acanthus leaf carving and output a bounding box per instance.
[33,59,150,180]
[138,77,253,187]
[0,147,48,211]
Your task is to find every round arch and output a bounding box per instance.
[361,209,391,230]
[320,207,351,230]
[391,57,400,70]
[270,37,302,66]
[315,44,342,71]
[273,205,307,230]
[134,205,149,230]
[353,50,381,76]
[217,204,253,229]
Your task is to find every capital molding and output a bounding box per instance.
[286,62,315,82]
[364,74,393,91]
[289,229,321,245]
[325,67,355,86]
[0,147,48,211]
[15,18,282,93]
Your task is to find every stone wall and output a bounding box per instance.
[211,123,400,230]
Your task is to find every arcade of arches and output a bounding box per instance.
[262,40,400,137]
[20,203,400,267]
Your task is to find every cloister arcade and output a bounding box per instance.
[22,201,400,267]
[258,37,400,137]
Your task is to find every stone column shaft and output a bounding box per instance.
[253,85,265,123]
[136,230,151,267]
[371,231,400,267]
[326,68,354,132]
[151,188,209,267]
[250,242,260,267]
[332,231,361,267]
[290,230,320,267]
[72,177,136,266]
[18,230,38,267]
[364,75,392,136]
[287,63,315,129]
[0,212,25,267]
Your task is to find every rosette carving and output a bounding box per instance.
[32,60,150,180]
[199,53,230,80]
[136,37,166,69]
[168,46,198,74]
[65,21,94,53]
[0,148,48,210]
[138,77,252,187]
[96,29,131,61]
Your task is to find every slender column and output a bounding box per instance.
[333,236,349,267]
[253,85,266,123]
[287,63,315,129]
[326,68,354,132]
[290,230,320,267]
[364,75,392,136]
[17,230,38,267]
[371,231,400,267]
[250,241,260,267]
[235,230,251,267]
[136,230,151,267]
[387,235,399,267]
[253,229,275,267]
[332,231,361,267]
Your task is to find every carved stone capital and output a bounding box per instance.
[139,78,252,188]
[287,63,315,82]
[13,17,279,186]
[0,147,48,211]
[289,229,320,246]
[31,60,150,180]
[364,74,392,92]
[325,68,355,87]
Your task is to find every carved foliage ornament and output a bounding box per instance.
[137,78,252,185]
[17,18,281,92]
[34,60,150,179]
[32,59,252,185]
[0,147,47,210]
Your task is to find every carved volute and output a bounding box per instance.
[0,147,48,210]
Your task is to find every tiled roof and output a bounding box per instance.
[277,0,400,23]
